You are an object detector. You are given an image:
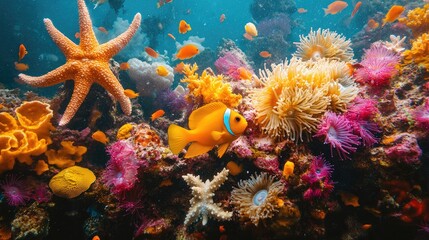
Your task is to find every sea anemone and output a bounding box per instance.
[102,140,140,194]
[0,175,31,206]
[293,28,354,62]
[301,156,335,200]
[314,112,360,160]
[413,98,429,131]
[346,97,379,121]
[350,120,380,147]
[230,172,285,226]
[31,183,52,203]
[354,44,400,88]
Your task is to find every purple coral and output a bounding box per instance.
[102,140,140,194]
[354,44,400,88]
[0,175,31,206]
[301,156,335,200]
[31,183,52,204]
[314,112,360,160]
[413,98,429,131]
[257,13,291,38]
[214,50,253,80]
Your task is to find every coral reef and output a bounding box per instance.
[11,203,49,240]
[45,141,87,168]
[300,156,334,200]
[402,33,429,72]
[399,4,429,38]
[182,168,232,225]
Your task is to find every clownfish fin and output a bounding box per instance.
[168,124,190,155]
[211,131,224,141]
[217,142,230,158]
[185,142,214,158]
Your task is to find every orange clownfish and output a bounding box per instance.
[18,44,28,61]
[168,33,176,40]
[175,44,199,60]
[297,8,308,14]
[124,89,139,99]
[98,27,108,34]
[323,1,348,16]
[351,1,362,17]
[120,62,130,71]
[156,65,169,77]
[151,109,165,121]
[219,14,226,23]
[179,20,191,34]
[244,22,258,37]
[14,62,29,71]
[145,47,159,58]
[168,102,248,158]
[382,5,405,27]
[259,51,272,58]
[92,130,109,144]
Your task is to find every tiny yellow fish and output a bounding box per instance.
[156,65,169,77]
[92,130,109,144]
[168,102,248,158]
[124,89,139,99]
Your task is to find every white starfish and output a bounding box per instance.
[383,35,407,53]
[182,168,232,226]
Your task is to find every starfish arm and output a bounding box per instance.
[44,19,79,57]
[18,63,75,87]
[59,78,92,126]
[77,0,99,51]
[98,13,142,60]
[92,66,132,115]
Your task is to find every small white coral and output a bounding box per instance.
[383,35,407,53]
[127,58,174,97]
[182,168,232,226]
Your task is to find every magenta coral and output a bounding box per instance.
[314,112,360,160]
[301,156,334,200]
[385,133,422,165]
[346,97,379,121]
[0,175,31,206]
[214,51,253,80]
[253,155,281,175]
[31,183,52,203]
[413,98,429,131]
[102,140,140,194]
[354,45,400,88]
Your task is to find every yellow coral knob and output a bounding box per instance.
[49,166,96,199]
[117,123,134,140]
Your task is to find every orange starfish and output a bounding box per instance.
[18,0,141,126]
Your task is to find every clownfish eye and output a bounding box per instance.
[235,117,240,122]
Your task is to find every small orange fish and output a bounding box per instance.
[92,236,100,240]
[351,1,362,17]
[168,33,176,40]
[219,14,226,23]
[120,62,130,71]
[366,19,379,30]
[92,130,109,144]
[75,32,80,39]
[156,65,169,77]
[98,26,108,34]
[243,33,253,41]
[382,5,405,26]
[219,225,226,233]
[324,1,348,16]
[145,47,159,58]
[124,89,139,99]
[179,20,191,34]
[175,44,199,60]
[226,161,243,176]
[297,8,308,13]
[14,62,29,71]
[174,62,185,73]
[244,22,258,37]
[237,67,252,80]
[362,224,372,230]
[259,51,272,58]
[18,44,28,61]
[159,179,173,187]
[151,109,165,121]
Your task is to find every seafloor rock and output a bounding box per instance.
[11,203,49,240]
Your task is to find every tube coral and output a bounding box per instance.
[230,172,285,226]
[354,44,400,87]
[301,156,334,200]
[314,112,360,160]
[0,175,30,206]
[293,28,354,62]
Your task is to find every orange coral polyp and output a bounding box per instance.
[0,113,19,133]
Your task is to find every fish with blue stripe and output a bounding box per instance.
[168,102,248,158]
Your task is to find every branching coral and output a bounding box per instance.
[399,4,429,38]
[402,33,429,71]
[293,28,354,62]
[181,63,242,108]
[251,58,358,141]
[230,172,285,226]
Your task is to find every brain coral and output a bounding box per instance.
[293,28,354,62]
[251,58,358,141]
[49,166,96,198]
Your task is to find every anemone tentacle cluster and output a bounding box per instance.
[230,172,285,226]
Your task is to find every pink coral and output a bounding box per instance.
[385,133,422,165]
[314,112,360,160]
[413,98,429,131]
[346,97,379,121]
[214,50,254,80]
[102,140,140,194]
[31,183,52,203]
[253,155,281,175]
[354,45,400,88]
[0,175,31,206]
[301,156,334,200]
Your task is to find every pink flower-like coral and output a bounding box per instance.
[0,175,31,206]
[102,140,140,194]
[301,156,335,200]
[413,98,429,131]
[315,112,360,160]
[354,44,400,88]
